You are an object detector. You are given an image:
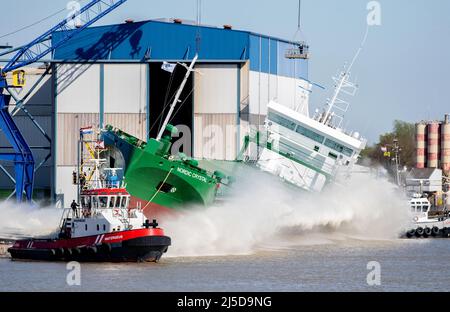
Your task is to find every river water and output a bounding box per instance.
[1,237,449,292]
[2,170,449,292]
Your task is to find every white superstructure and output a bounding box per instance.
[241,29,370,192]
[245,100,366,192]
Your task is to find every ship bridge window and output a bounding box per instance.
[115,196,121,208]
[268,112,296,131]
[99,196,108,208]
[121,196,128,208]
[109,196,116,208]
[295,125,325,144]
[92,196,98,208]
[324,139,354,157]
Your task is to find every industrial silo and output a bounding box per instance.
[427,122,440,168]
[416,122,427,168]
[442,114,450,173]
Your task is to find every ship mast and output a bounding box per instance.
[321,27,369,128]
[156,54,199,141]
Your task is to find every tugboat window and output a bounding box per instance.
[99,196,108,208]
[121,197,127,208]
[109,196,116,208]
[97,224,100,231]
[116,196,121,208]
[92,196,98,208]
[85,224,88,231]
[103,224,106,231]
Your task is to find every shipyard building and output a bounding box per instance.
[0,19,310,206]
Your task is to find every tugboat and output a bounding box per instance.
[8,139,171,262]
[404,193,450,238]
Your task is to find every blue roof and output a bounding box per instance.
[52,19,308,78]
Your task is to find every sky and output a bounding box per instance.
[1,0,449,144]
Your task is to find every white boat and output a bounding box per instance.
[405,193,450,238]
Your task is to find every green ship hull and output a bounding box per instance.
[102,125,227,217]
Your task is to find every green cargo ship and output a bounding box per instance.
[102,54,230,218]
[102,124,228,217]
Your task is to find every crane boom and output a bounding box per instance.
[0,0,127,202]
[1,0,127,75]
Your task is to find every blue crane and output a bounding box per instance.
[0,0,127,202]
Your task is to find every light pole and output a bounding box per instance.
[393,139,401,186]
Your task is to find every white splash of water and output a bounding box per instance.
[0,202,61,239]
[164,166,411,257]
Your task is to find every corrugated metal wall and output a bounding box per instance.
[56,113,99,166]
[194,114,238,160]
[56,64,101,113]
[104,64,147,114]
[56,64,148,165]
[194,64,239,160]
[55,63,148,206]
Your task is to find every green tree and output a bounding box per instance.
[360,120,415,169]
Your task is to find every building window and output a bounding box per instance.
[328,152,338,160]
[324,139,354,157]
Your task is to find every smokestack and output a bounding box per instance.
[445,114,450,124]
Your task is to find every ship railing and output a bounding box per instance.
[82,179,124,190]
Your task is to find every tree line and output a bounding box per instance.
[360,120,416,170]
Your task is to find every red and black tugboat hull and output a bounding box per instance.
[7,229,171,263]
